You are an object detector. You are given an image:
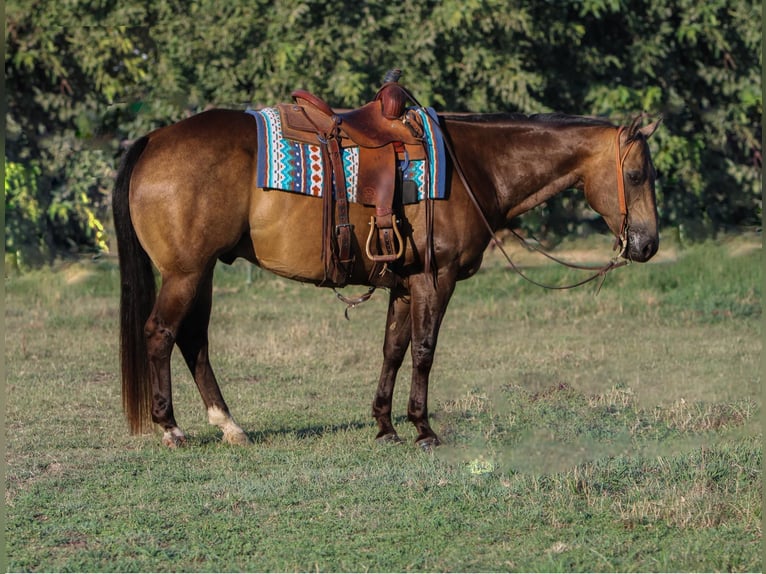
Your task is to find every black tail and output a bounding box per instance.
[112,136,155,434]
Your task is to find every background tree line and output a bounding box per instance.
[5,0,762,269]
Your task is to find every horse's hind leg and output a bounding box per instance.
[146,270,245,447]
[175,269,249,446]
[145,273,202,447]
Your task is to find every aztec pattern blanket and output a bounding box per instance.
[247,106,447,203]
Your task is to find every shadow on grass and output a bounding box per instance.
[190,415,411,446]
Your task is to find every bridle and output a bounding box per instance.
[614,125,641,259]
[445,120,643,291]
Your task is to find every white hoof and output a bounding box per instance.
[223,427,251,446]
[208,406,250,446]
[162,427,187,448]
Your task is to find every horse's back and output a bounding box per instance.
[130,110,258,274]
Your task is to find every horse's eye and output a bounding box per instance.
[627,170,644,185]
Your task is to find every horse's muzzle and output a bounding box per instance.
[625,228,659,262]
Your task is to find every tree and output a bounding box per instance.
[6,3,151,267]
[539,0,762,239]
[5,0,761,269]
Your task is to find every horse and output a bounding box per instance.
[112,103,661,449]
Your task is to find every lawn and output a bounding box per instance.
[5,234,761,572]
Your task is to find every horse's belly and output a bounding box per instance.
[247,187,486,286]
[249,188,428,285]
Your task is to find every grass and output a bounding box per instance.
[4,234,762,572]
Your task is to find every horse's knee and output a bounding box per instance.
[411,343,435,372]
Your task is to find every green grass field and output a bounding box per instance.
[5,234,762,572]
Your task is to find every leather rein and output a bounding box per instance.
[335,90,640,315]
[442,118,640,292]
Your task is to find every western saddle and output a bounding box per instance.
[277,72,430,286]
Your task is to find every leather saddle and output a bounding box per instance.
[277,81,429,286]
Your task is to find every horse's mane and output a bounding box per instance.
[439,111,616,128]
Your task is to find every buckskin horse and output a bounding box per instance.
[112,83,661,449]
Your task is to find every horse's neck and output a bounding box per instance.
[448,119,606,224]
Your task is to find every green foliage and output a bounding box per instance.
[5,161,48,269]
[5,0,762,267]
[6,6,147,264]
[4,150,111,270]
[518,0,762,237]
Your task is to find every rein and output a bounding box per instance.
[437,108,638,292]
[335,88,640,315]
[334,286,376,320]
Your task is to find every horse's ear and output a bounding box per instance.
[626,113,662,140]
[638,115,663,139]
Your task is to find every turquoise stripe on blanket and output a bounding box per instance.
[247,107,446,202]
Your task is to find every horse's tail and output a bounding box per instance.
[112,136,155,434]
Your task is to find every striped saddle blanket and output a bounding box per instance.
[247,106,447,203]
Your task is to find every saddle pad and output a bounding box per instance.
[247,106,446,202]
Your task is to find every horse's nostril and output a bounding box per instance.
[642,243,651,258]
[637,238,658,261]
[627,232,658,262]
[644,239,658,259]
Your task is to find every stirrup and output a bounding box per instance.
[365,216,404,263]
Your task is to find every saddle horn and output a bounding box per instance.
[382,69,402,84]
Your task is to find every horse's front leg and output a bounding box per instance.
[407,269,457,449]
[372,288,412,444]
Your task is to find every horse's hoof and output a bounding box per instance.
[223,429,251,446]
[415,436,441,452]
[376,432,403,445]
[162,428,188,448]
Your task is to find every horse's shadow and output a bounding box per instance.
[193,415,410,447]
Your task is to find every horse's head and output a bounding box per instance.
[584,115,662,262]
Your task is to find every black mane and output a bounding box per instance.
[439,111,615,128]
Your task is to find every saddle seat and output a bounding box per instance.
[285,83,424,149]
